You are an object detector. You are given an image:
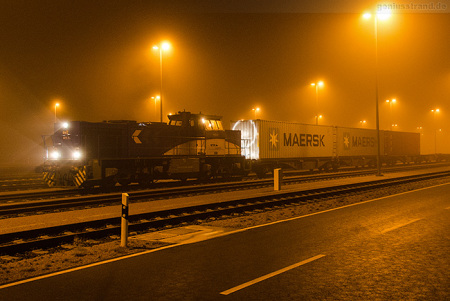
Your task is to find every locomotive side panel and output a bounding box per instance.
[225,130,241,155]
[127,123,198,157]
[80,122,129,159]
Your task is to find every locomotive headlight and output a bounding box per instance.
[50,150,61,160]
[72,150,82,160]
[62,122,69,129]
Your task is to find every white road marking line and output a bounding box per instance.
[381,218,422,234]
[227,182,450,234]
[220,254,326,296]
[0,244,179,290]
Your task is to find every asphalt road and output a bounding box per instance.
[1,183,449,300]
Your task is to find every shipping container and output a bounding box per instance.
[232,119,423,174]
[335,126,382,157]
[383,131,420,156]
[231,119,335,160]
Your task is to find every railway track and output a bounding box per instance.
[1,163,449,215]
[0,177,47,192]
[1,169,449,256]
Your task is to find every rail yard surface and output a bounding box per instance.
[0,166,449,300]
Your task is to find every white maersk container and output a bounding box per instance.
[335,126,383,157]
[231,119,336,160]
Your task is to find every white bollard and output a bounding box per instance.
[121,193,129,247]
[274,168,282,191]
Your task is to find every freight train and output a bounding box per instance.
[42,111,436,188]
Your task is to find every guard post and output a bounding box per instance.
[274,168,282,191]
[121,193,129,247]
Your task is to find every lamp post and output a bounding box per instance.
[431,108,440,154]
[252,107,260,119]
[310,81,324,125]
[363,9,391,176]
[385,98,396,130]
[151,96,160,121]
[54,103,60,123]
[152,42,170,122]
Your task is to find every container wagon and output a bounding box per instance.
[231,119,421,176]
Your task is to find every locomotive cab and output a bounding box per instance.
[165,111,229,156]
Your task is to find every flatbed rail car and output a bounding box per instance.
[43,111,247,187]
[231,119,423,176]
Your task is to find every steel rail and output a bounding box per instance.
[0,168,403,216]
[0,164,449,216]
[0,162,448,205]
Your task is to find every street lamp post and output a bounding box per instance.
[386,98,396,130]
[310,81,324,125]
[363,9,391,176]
[431,108,440,154]
[151,96,160,121]
[54,103,60,123]
[152,42,170,122]
[252,107,260,119]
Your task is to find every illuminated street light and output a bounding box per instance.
[151,95,160,121]
[362,8,392,176]
[54,102,60,123]
[386,98,397,130]
[310,81,324,125]
[360,120,367,127]
[252,107,260,119]
[431,108,440,154]
[152,41,171,122]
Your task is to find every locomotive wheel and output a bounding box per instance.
[118,179,131,187]
[101,177,117,189]
[199,170,212,181]
[256,167,269,178]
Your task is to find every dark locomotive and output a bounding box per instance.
[43,111,247,187]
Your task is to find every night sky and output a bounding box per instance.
[1,0,449,165]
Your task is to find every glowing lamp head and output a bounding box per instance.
[62,122,69,129]
[72,150,82,160]
[363,12,372,19]
[161,42,170,51]
[50,150,61,160]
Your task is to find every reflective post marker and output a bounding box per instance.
[121,193,129,247]
[274,168,282,191]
